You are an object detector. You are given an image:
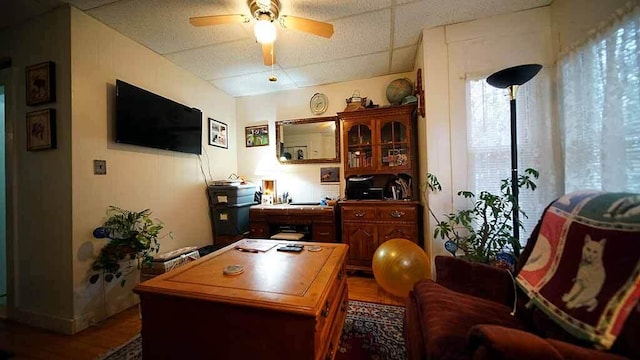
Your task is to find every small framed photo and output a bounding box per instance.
[26,109,56,151]
[320,167,340,183]
[245,125,269,147]
[26,61,56,106]
[208,118,228,149]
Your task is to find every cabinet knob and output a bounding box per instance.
[321,300,331,318]
[390,210,405,218]
[325,342,335,360]
[354,210,366,217]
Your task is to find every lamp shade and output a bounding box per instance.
[487,64,542,89]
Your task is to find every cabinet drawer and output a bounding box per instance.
[376,206,417,221]
[248,223,268,238]
[320,287,348,360]
[341,206,377,221]
[312,223,335,242]
[315,267,346,350]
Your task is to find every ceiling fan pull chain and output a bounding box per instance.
[269,47,277,82]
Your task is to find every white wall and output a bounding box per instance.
[236,72,413,204]
[0,6,74,334]
[69,8,238,332]
[421,7,553,262]
[0,4,237,334]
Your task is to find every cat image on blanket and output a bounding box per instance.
[603,195,640,219]
[562,235,607,312]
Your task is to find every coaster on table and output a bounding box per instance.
[223,264,244,276]
[306,246,322,252]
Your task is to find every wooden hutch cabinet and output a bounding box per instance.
[338,104,422,272]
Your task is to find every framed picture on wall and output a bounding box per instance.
[26,61,56,106]
[26,109,56,151]
[208,118,228,149]
[320,167,340,183]
[245,125,269,147]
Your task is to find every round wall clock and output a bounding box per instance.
[310,93,328,115]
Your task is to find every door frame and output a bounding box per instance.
[0,66,19,318]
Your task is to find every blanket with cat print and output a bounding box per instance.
[516,191,640,349]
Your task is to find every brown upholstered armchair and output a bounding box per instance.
[404,192,640,360]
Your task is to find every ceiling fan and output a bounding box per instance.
[189,0,334,66]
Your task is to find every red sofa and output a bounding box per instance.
[404,195,640,360]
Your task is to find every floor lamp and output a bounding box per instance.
[486,64,542,256]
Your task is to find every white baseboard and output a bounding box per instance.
[11,307,75,335]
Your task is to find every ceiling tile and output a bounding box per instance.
[212,70,297,97]
[2,0,553,97]
[285,52,390,87]
[276,9,391,68]
[281,0,391,21]
[85,0,251,54]
[391,45,418,73]
[165,38,270,80]
[394,0,551,47]
[67,0,119,10]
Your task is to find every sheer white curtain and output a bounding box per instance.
[466,68,561,242]
[559,6,640,192]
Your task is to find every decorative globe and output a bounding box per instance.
[372,238,430,297]
[386,78,413,105]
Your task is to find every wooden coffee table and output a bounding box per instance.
[134,239,348,360]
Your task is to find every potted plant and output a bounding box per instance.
[423,169,539,266]
[89,206,168,286]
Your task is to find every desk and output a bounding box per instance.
[248,204,337,242]
[134,240,348,360]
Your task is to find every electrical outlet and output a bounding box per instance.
[94,160,107,175]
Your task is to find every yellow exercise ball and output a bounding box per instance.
[372,238,431,298]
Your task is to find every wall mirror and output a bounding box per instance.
[276,116,340,164]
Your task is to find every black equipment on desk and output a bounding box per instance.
[346,176,383,200]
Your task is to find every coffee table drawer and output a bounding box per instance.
[315,264,345,339]
[315,282,349,360]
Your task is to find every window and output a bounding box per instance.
[466,68,559,243]
[558,7,640,192]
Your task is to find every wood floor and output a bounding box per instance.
[0,274,405,359]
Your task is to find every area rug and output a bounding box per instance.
[337,300,406,360]
[99,300,406,360]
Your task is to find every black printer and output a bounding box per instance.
[346,176,383,200]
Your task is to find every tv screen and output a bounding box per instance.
[115,79,202,155]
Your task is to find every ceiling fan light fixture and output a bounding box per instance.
[255,19,277,44]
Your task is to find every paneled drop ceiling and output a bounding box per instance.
[1,0,552,97]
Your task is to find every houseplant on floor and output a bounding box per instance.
[89,206,168,287]
[424,168,538,267]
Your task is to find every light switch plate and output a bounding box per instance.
[94,160,106,175]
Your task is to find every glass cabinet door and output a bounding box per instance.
[380,121,409,169]
[346,123,373,170]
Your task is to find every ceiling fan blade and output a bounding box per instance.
[262,43,276,66]
[189,14,250,27]
[279,15,334,38]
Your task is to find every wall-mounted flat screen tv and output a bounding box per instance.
[116,79,202,155]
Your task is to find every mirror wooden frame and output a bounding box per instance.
[276,116,340,164]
